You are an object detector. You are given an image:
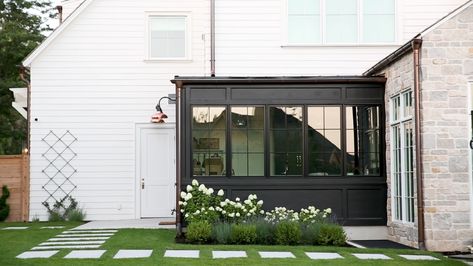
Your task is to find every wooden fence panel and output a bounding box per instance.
[0,152,29,222]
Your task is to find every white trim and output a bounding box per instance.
[419,0,473,38]
[390,90,415,224]
[22,0,94,66]
[134,122,176,219]
[144,12,192,61]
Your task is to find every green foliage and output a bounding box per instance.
[316,223,346,246]
[0,0,54,154]
[301,223,322,245]
[254,218,275,245]
[212,222,232,244]
[230,223,257,244]
[0,185,11,221]
[274,221,301,245]
[67,208,86,222]
[43,196,86,222]
[186,221,212,244]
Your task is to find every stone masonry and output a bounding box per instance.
[379,4,473,252]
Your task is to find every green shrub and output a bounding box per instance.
[230,223,257,244]
[274,221,301,245]
[255,219,275,245]
[186,221,212,243]
[0,185,10,222]
[301,222,322,245]
[67,208,86,222]
[316,223,346,246]
[212,222,232,244]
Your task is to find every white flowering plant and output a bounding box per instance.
[218,194,264,223]
[179,179,223,223]
[264,207,299,224]
[299,206,332,224]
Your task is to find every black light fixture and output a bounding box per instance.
[151,96,176,123]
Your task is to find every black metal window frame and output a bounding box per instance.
[190,103,384,179]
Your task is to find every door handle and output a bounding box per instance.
[141,178,145,189]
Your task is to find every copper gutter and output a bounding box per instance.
[210,0,216,77]
[175,81,183,235]
[412,38,425,250]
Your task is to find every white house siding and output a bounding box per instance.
[29,0,210,220]
[61,0,85,19]
[214,0,468,76]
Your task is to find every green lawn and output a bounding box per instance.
[0,222,464,265]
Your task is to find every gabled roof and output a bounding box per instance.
[364,0,473,76]
[22,0,92,67]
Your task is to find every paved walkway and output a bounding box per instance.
[17,249,441,260]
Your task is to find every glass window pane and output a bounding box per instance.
[345,106,380,176]
[288,0,320,14]
[231,107,264,177]
[192,107,226,176]
[362,15,395,43]
[403,91,413,118]
[149,16,186,58]
[270,106,303,176]
[309,152,341,176]
[326,15,357,43]
[308,107,324,129]
[326,0,357,14]
[288,15,321,43]
[363,0,394,14]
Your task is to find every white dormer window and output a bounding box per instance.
[286,0,396,45]
[147,13,191,60]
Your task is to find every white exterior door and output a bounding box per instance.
[138,127,175,218]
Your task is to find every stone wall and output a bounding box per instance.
[420,4,473,252]
[378,52,419,249]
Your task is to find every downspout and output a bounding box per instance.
[412,38,425,250]
[210,0,216,77]
[175,81,183,235]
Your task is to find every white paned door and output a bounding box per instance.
[139,127,175,218]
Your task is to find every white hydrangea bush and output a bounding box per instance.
[299,206,332,224]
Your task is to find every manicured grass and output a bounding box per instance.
[0,222,463,265]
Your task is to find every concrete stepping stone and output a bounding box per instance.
[48,237,110,241]
[353,253,392,260]
[2,227,28,230]
[400,255,439,260]
[39,240,105,245]
[41,226,65,229]
[164,250,200,258]
[17,250,59,259]
[57,233,114,237]
[64,250,106,259]
[62,230,117,234]
[113,249,153,259]
[259,251,295,258]
[32,245,101,250]
[212,251,247,259]
[306,252,344,260]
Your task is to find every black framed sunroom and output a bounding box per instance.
[172,77,387,226]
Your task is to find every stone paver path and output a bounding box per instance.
[2,227,29,230]
[64,250,106,259]
[306,252,344,260]
[30,228,117,251]
[353,253,392,260]
[41,226,65,229]
[259,251,295,258]
[17,250,59,259]
[114,249,153,259]
[400,255,439,260]
[212,251,247,258]
[164,250,200,258]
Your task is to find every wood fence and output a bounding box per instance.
[0,152,29,222]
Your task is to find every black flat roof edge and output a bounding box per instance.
[171,76,386,85]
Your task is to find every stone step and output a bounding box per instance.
[48,237,110,241]
[56,233,114,237]
[62,230,117,234]
[39,241,105,246]
[32,245,101,250]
